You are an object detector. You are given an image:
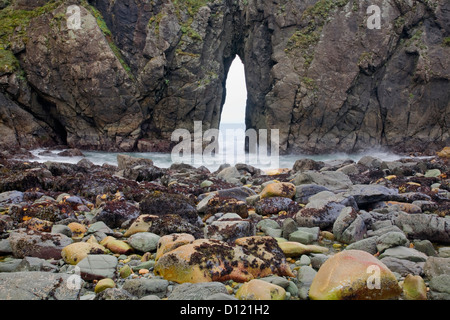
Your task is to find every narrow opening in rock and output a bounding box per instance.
[219,56,247,161]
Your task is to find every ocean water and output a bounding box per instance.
[23,123,406,172]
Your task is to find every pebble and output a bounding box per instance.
[95,278,116,293]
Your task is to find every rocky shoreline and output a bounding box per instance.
[0,147,449,300]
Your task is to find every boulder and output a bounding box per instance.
[92,200,140,229]
[342,184,398,206]
[9,230,72,260]
[94,278,116,294]
[297,265,317,300]
[309,250,402,300]
[393,213,450,244]
[77,254,118,281]
[67,222,87,240]
[423,257,450,279]
[254,197,300,216]
[260,182,296,199]
[200,194,249,219]
[333,207,367,244]
[167,282,229,300]
[205,213,255,243]
[345,237,379,255]
[101,238,133,255]
[154,237,294,283]
[294,184,330,204]
[428,275,450,300]
[293,171,353,191]
[379,257,424,276]
[139,191,199,225]
[61,242,107,265]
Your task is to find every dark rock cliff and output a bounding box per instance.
[0,0,449,154]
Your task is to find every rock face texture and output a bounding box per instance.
[0,0,449,154]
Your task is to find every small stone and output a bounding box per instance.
[87,221,114,235]
[428,275,450,300]
[132,260,155,272]
[200,180,214,188]
[423,257,450,278]
[402,274,427,300]
[376,232,409,253]
[235,279,286,300]
[281,218,298,239]
[260,182,296,199]
[345,237,379,255]
[217,166,241,184]
[264,227,283,238]
[437,147,450,159]
[51,224,72,237]
[289,230,314,244]
[139,269,149,275]
[119,265,133,279]
[438,247,450,258]
[9,230,73,260]
[299,255,311,266]
[95,278,116,294]
[260,275,290,289]
[18,217,53,232]
[103,239,133,255]
[320,231,334,241]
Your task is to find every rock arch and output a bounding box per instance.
[0,0,448,154]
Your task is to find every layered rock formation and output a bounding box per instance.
[0,0,449,154]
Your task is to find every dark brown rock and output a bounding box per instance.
[0,0,448,154]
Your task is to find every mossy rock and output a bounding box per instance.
[61,242,107,265]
